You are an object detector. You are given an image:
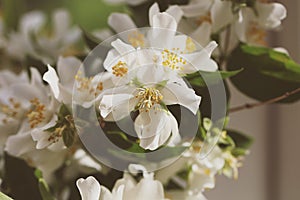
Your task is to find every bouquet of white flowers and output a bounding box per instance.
[0,0,298,199]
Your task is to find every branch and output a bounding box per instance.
[229,87,300,113]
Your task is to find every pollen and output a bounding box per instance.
[247,22,267,45]
[135,87,163,112]
[186,37,196,53]
[162,49,186,70]
[128,31,145,48]
[48,126,65,143]
[27,98,46,128]
[1,98,21,123]
[75,71,92,91]
[112,61,128,77]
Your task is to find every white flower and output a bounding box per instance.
[234,1,286,45]
[180,0,286,45]
[156,142,225,193]
[76,164,166,200]
[43,56,82,105]
[99,60,201,150]
[0,70,29,151]
[5,9,82,64]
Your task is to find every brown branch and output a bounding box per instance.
[229,87,300,113]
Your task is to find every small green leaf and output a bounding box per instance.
[62,128,75,148]
[226,129,253,149]
[58,104,71,120]
[0,192,13,200]
[34,169,43,179]
[34,169,55,200]
[38,178,55,200]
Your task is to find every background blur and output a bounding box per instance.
[208,0,300,199]
[1,0,299,199]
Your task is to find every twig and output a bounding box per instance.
[219,26,231,69]
[229,87,300,113]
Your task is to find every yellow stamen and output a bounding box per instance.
[48,126,66,143]
[186,37,196,53]
[135,87,163,112]
[162,49,186,70]
[128,31,145,48]
[112,61,128,77]
[27,98,46,128]
[1,98,21,123]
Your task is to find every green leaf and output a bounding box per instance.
[62,128,75,148]
[226,129,253,149]
[228,44,300,103]
[186,69,243,87]
[58,104,71,120]
[34,169,55,200]
[0,192,13,200]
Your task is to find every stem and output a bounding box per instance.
[229,87,300,113]
[219,26,231,69]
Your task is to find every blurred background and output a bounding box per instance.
[0,0,299,199]
[208,0,300,199]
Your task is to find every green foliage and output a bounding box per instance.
[34,170,55,200]
[186,69,243,88]
[228,44,300,103]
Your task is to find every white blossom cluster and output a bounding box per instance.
[0,0,287,199]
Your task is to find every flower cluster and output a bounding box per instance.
[0,0,292,199]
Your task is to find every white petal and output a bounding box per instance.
[166,5,184,24]
[180,0,212,18]
[190,22,212,47]
[76,176,101,200]
[150,13,177,48]
[182,41,218,73]
[211,0,234,33]
[43,65,60,99]
[108,13,137,33]
[53,9,71,39]
[57,56,82,87]
[256,2,287,29]
[149,3,160,26]
[161,81,201,115]
[134,109,174,150]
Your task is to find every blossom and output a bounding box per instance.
[180,0,286,46]
[100,58,201,150]
[156,142,225,194]
[76,164,166,200]
[43,56,82,105]
[0,70,29,150]
[5,9,82,64]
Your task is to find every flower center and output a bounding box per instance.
[247,22,266,45]
[75,71,103,95]
[128,31,145,48]
[27,98,46,128]
[162,49,186,70]
[112,61,128,77]
[135,87,163,112]
[1,98,21,124]
[48,126,66,143]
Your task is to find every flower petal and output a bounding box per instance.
[76,176,101,200]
